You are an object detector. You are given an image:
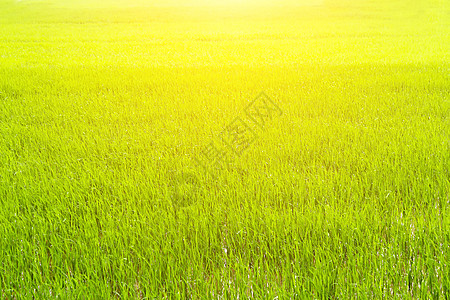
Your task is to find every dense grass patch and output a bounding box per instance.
[0,0,449,298]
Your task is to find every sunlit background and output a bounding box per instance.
[13,0,325,6]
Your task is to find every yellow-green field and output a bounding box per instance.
[0,0,449,298]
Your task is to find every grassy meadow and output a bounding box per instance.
[0,0,449,298]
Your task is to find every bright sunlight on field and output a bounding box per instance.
[0,0,449,298]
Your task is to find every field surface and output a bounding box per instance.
[0,0,449,298]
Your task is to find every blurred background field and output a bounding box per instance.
[0,0,449,298]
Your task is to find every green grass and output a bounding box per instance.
[0,0,449,298]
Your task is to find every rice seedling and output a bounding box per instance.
[0,0,449,298]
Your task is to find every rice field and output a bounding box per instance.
[0,0,449,298]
